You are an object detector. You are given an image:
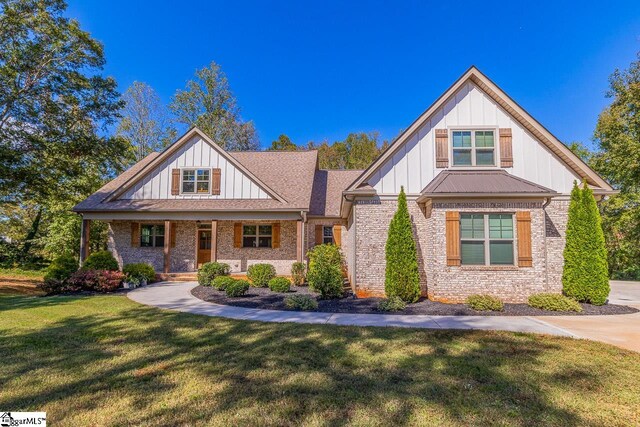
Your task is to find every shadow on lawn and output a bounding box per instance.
[0,295,622,426]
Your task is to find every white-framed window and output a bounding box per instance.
[452,130,496,166]
[323,226,334,244]
[141,224,165,247]
[182,169,210,194]
[460,214,514,265]
[242,224,272,248]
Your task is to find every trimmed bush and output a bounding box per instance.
[466,295,504,312]
[225,279,250,297]
[291,262,306,286]
[43,254,78,286]
[68,269,100,290]
[95,270,126,292]
[82,250,119,271]
[197,262,230,286]
[123,263,155,283]
[307,244,343,299]
[528,293,583,312]
[247,263,276,287]
[268,277,291,293]
[284,294,318,311]
[377,296,407,312]
[212,276,236,290]
[384,187,420,303]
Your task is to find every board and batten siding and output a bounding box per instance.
[368,82,581,196]
[122,135,271,200]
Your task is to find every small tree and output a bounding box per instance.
[384,187,420,302]
[562,181,586,299]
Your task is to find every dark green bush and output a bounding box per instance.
[284,294,318,311]
[43,254,78,285]
[212,276,236,290]
[268,277,291,293]
[466,294,504,311]
[528,293,583,312]
[225,279,250,297]
[291,262,306,286]
[247,263,276,287]
[82,250,119,271]
[307,244,343,299]
[123,263,155,283]
[377,296,407,312]
[197,262,230,286]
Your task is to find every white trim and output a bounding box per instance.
[180,168,211,195]
[449,128,499,168]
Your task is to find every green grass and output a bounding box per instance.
[1,294,639,426]
[0,267,46,279]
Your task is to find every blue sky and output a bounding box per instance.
[67,0,640,149]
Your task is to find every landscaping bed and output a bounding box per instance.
[191,285,638,316]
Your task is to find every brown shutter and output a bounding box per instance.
[445,211,461,266]
[170,222,177,248]
[272,223,281,248]
[435,129,449,168]
[516,211,532,267]
[315,225,323,246]
[131,222,140,247]
[333,225,342,247]
[499,128,513,168]
[234,223,242,248]
[171,169,180,195]
[211,168,221,195]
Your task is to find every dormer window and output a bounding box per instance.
[182,169,210,194]
[452,130,495,166]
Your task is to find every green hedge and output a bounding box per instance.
[82,251,118,271]
[307,244,343,299]
[268,277,291,293]
[43,254,78,285]
[212,276,236,290]
[528,293,582,312]
[284,294,318,311]
[377,296,407,312]
[123,263,155,283]
[247,263,276,287]
[197,262,230,286]
[225,280,250,297]
[466,295,504,312]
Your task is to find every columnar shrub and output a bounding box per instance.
[197,262,230,286]
[82,250,119,271]
[307,244,343,299]
[247,263,276,287]
[291,262,306,286]
[268,277,291,293]
[466,295,504,311]
[123,263,155,283]
[212,276,236,290]
[384,187,420,303]
[528,293,583,312]
[225,280,250,297]
[284,294,318,311]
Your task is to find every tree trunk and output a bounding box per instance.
[21,206,42,261]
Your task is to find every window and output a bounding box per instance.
[242,224,272,248]
[452,130,495,166]
[323,226,334,244]
[182,169,210,194]
[141,224,165,247]
[460,214,514,265]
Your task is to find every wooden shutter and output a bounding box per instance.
[499,128,513,168]
[211,168,221,195]
[170,222,177,248]
[315,225,323,246]
[516,211,532,267]
[171,169,180,195]
[435,129,449,168]
[333,225,342,247]
[234,223,242,248]
[131,222,140,247]
[272,223,281,248]
[445,211,461,266]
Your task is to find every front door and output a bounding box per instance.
[197,229,212,268]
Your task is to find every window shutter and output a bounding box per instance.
[499,128,513,168]
[445,211,461,266]
[171,169,180,195]
[211,168,221,195]
[131,222,140,247]
[315,225,323,246]
[234,223,242,248]
[170,222,177,248]
[516,211,532,267]
[435,129,449,168]
[333,225,342,247]
[272,223,281,249]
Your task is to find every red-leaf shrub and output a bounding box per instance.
[66,269,125,292]
[68,269,100,290]
[95,270,125,292]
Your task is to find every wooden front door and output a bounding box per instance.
[197,229,212,268]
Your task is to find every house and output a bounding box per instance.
[74,66,614,303]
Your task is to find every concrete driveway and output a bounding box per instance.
[535,280,640,352]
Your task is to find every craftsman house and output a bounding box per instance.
[74,66,614,302]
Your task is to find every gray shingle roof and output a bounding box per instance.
[421,170,557,196]
[310,169,363,217]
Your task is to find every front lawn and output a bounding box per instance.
[0,294,638,426]
[0,267,45,295]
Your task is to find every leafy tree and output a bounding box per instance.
[384,187,420,302]
[308,132,383,169]
[169,61,258,151]
[267,134,298,151]
[117,81,176,163]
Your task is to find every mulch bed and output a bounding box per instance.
[191,285,638,316]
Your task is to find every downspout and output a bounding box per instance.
[542,197,552,291]
[300,211,307,263]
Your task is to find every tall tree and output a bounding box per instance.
[308,132,382,169]
[267,134,298,151]
[117,81,176,163]
[169,61,258,151]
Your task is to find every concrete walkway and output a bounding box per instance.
[128,282,577,337]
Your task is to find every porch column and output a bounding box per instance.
[296,220,303,262]
[163,220,171,274]
[211,220,218,262]
[79,218,91,266]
